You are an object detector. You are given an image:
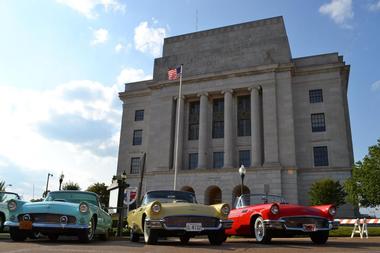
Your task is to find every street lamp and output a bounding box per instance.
[238,165,246,196]
[117,171,129,237]
[44,173,53,197]
[59,173,64,190]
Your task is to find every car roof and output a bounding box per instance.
[146,190,195,195]
[49,190,99,197]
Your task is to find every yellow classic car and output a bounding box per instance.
[127,190,233,245]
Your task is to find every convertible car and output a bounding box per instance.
[4,190,112,242]
[0,191,20,232]
[127,190,233,245]
[225,194,339,244]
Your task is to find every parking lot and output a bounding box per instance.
[0,235,380,253]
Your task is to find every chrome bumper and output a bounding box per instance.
[145,218,233,231]
[4,221,89,230]
[263,219,339,232]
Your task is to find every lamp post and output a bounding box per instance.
[59,173,64,190]
[44,173,53,197]
[117,171,128,237]
[238,165,246,196]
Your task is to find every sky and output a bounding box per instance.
[0,0,379,201]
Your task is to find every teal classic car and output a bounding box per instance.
[4,190,112,242]
[0,192,21,232]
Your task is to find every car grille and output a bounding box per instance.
[164,216,220,228]
[283,217,329,229]
[18,213,77,224]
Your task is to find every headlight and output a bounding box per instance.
[151,202,161,214]
[221,204,230,215]
[328,206,336,216]
[270,204,279,215]
[79,202,89,213]
[8,200,17,211]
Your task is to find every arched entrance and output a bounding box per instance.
[204,185,222,205]
[232,185,250,207]
[180,186,195,193]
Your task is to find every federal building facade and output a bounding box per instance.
[116,17,354,214]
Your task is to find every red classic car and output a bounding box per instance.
[225,194,339,244]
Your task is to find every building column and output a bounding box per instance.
[250,86,262,167]
[198,93,208,169]
[173,96,185,171]
[223,90,234,168]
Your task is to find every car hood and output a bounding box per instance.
[18,201,80,214]
[155,202,218,218]
[278,204,328,218]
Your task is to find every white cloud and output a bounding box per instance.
[116,67,152,86]
[371,80,380,91]
[134,21,166,57]
[56,0,126,19]
[369,0,380,11]
[115,43,124,52]
[319,0,353,26]
[91,28,109,45]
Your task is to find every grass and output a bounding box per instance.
[330,226,380,237]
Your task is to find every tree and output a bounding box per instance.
[345,139,380,207]
[309,178,346,207]
[87,183,109,207]
[0,181,5,191]
[62,181,81,190]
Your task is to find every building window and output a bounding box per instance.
[188,101,200,140]
[133,130,142,145]
[188,153,198,170]
[313,146,329,167]
[135,110,144,121]
[311,113,326,132]
[212,99,224,138]
[213,152,224,168]
[130,157,140,174]
[309,89,323,103]
[239,150,251,167]
[237,96,251,136]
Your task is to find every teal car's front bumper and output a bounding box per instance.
[5,221,89,230]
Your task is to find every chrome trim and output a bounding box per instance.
[145,217,226,231]
[263,216,337,232]
[4,221,88,229]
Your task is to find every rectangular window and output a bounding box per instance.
[309,89,323,103]
[239,150,251,167]
[212,99,224,138]
[213,152,224,168]
[237,96,251,136]
[135,110,144,121]
[313,146,329,167]
[311,113,326,132]
[130,157,140,174]
[188,101,200,140]
[132,129,142,145]
[188,153,198,170]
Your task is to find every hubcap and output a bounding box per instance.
[255,219,264,241]
[144,220,149,242]
[88,219,94,239]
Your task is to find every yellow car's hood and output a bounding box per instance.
[152,202,219,219]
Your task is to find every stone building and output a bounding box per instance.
[116,16,353,213]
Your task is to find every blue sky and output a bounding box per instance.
[0,0,379,200]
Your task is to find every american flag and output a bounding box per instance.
[168,66,182,80]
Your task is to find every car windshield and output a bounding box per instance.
[45,192,98,206]
[237,194,287,207]
[0,192,20,202]
[142,191,196,205]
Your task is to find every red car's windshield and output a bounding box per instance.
[238,194,287,207]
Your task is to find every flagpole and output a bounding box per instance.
[173,64,183,190]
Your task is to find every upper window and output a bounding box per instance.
[130,157,140,174]
[237,96,251,136]
[135,110,144,121]
[188,153,198,170]
[133,130,142,145]
[212,99,224,139]
[213,152,224,168]
[311,113,326,132]
[313,146,329,167]
[309,89,323,103]
[188,101,200,140]
[239,150,251,167]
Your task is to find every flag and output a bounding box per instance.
[168,66,182,80]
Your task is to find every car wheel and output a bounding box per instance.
[253,216,272,244]
[208,230,226,245]
[310,231,329,244]
[29,232,41,239]
[9,227,27,242]
[78,217,96,243]
[179,235,190,244]
[130,227,140,242]
[143,218,158,244]
[0,214,4,233]
[48,234,59,241]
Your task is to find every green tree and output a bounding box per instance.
[0,181,5,191]
[309,178,346,207]
[62,181,81,190]
[345,139,380,207]
[87,182,109,207]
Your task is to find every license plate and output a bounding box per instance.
[185,223,202,231]
[303,224,316,232]
[19,220,33,230]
